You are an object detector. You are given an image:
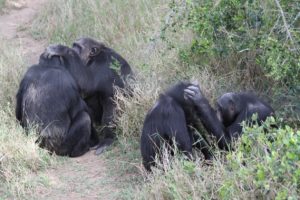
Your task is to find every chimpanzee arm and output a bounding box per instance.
[226,114,245,140]
[194,98,230,150]
[15,79,27,124]
[227,105,273,139]
[101,97,115,132]
[15,91,23,123]
[184,85,230,150]
[105,47,132,76]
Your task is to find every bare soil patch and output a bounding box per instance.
[0,0,46,63]
[34,151,119,200]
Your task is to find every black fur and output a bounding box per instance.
[141,82,213,171]
[191,90,275,150]
[72,37,133,153]
[16,45,99,157]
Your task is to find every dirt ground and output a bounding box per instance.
[33,151,118,200]
[0,1,121,199]
[0,0,46,63]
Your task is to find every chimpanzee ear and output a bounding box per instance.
[89,47,100,57]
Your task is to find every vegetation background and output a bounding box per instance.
[0,0,299,199]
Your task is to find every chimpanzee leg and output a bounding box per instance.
[89,125,99,148]
[95,97,116,155]
[174,130,193,160]
[84,95,103,124]
[62,111,92,157]
[141,133,162,171]
[101,97,116,139]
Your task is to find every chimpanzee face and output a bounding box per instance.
[216,93,237,127]
[72,37,105,66]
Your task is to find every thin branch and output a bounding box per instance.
[0,154,5,162]
[274,0,294,45]
[291,12,300,26]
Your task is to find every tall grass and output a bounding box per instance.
[0,0,5,11]
[0,39,25,107]
[0,40,55,198]
[31,0,168,65]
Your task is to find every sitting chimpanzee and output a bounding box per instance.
[72,37,133,154]
[16,44,99,157]
[141,82,214,171]
[184,84,275,150]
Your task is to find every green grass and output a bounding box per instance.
[0,0,5,11]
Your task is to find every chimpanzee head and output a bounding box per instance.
[72,37,106,66]
[39,44,83,68]
[165,81,197,116]
[216,93,240,127]
[39,44,91,93]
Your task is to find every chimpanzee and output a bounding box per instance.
[141,82,213,171]
[72,37,133,154]
[184,84,275,150]
[16,44,99,157]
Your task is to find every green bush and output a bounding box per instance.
[221,117,300,199]
[185,0,300,87]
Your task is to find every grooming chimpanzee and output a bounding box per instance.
[16,44,99,157]
[72,37,133,154]
[141,82,213,171]
[184,84,275,150]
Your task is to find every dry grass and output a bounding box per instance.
[0,39,24,107]
[115,77,161,139]
[135,151,227,200]
[0,39,56,198]
[30,0,169,64]
[0,110,54,198]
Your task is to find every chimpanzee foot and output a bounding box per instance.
[94,138,114,155]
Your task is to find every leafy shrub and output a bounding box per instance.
[183,0,300,87]
[221,117,300,199]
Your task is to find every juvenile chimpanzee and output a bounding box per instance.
[184,84,275,150]
[16,44,99,157]
[141,82,213,171]
[72,37,133,154]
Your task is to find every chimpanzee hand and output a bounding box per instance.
[184,83,204,105]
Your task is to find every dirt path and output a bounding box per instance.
[34,151,119,200]
[0,1,121,199]
[0,0,46,64]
